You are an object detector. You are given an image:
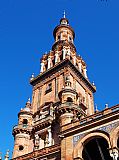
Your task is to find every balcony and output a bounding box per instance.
[12,124,32,136]
[59,102,86,116]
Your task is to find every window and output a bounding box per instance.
[58,35,60,40]
[69,36,72,42]
[23,119,28,124]
[45,83,52,94]
[22,119,28,128]
[61,20,67,25]
[67,97,73,102]
[19,145,24,151]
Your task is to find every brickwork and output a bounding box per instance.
[12,15,119,160]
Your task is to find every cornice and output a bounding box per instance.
[12,144,60,160]
[52,40,76,51]
[30,59,96,93]
[53,24,75,39]
[60,104,119,137]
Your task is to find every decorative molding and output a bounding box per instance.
[73,121,119,146]
[98,121,119,133]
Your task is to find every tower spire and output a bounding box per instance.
[63,10,66,18]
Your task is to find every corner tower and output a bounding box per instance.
[12,14,96,160]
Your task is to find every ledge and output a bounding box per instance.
[30,59,96,93]
[12,144,60,160]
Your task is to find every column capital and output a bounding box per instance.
[109,147,119,160]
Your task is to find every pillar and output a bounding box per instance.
[34,134,39,150]
[48,128,52,146]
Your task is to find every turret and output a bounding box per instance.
[58,75,86,126]
[12,99,33,158]
[53,11,75,44]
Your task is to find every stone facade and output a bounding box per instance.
[12,15,119,160]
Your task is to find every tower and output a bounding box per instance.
[12,14,119,160]
[12,99,33,158]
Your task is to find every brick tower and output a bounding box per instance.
[12,14,119,160]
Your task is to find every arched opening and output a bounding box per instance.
[67,97,73,103]
[22,119,28,128]
[19,145,24,151]
[23,119,28,124]
[117,137,119,148]
[82,137,112,160]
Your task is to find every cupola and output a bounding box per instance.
[53,11,75,43]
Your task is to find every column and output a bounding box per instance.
[37,87,42,110]
[49,104,54,117]
[39,137,44,149]
[55,77,59,101]
[34,134,39,150]
[45,133,49,147]
[48,128,52,146]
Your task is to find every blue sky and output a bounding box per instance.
[0,0,119,158]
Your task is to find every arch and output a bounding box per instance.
[22,119,28,128]
[82,137,112,160]
[117,137,119,148]
[74,131,110,159]
[18,145,24,151]
[23,119,28,125]
[67,97,73,102]
[110,125,119,148]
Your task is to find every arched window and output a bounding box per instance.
[69,36,72,42]
[67,97,73,102]
[82,137,112,160]
[22,119,28,128]
[58,35,60,41]
[19,145,24,151]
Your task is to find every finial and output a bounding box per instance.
[95,104,98,112]
[30,73,34,81]
[92,81,95,86]
[105,103,108,109]
[31,73,34,78]
[27,97,30,103]
[63,10,66,18]
[0,152,2,160]
[5,150,9,160]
